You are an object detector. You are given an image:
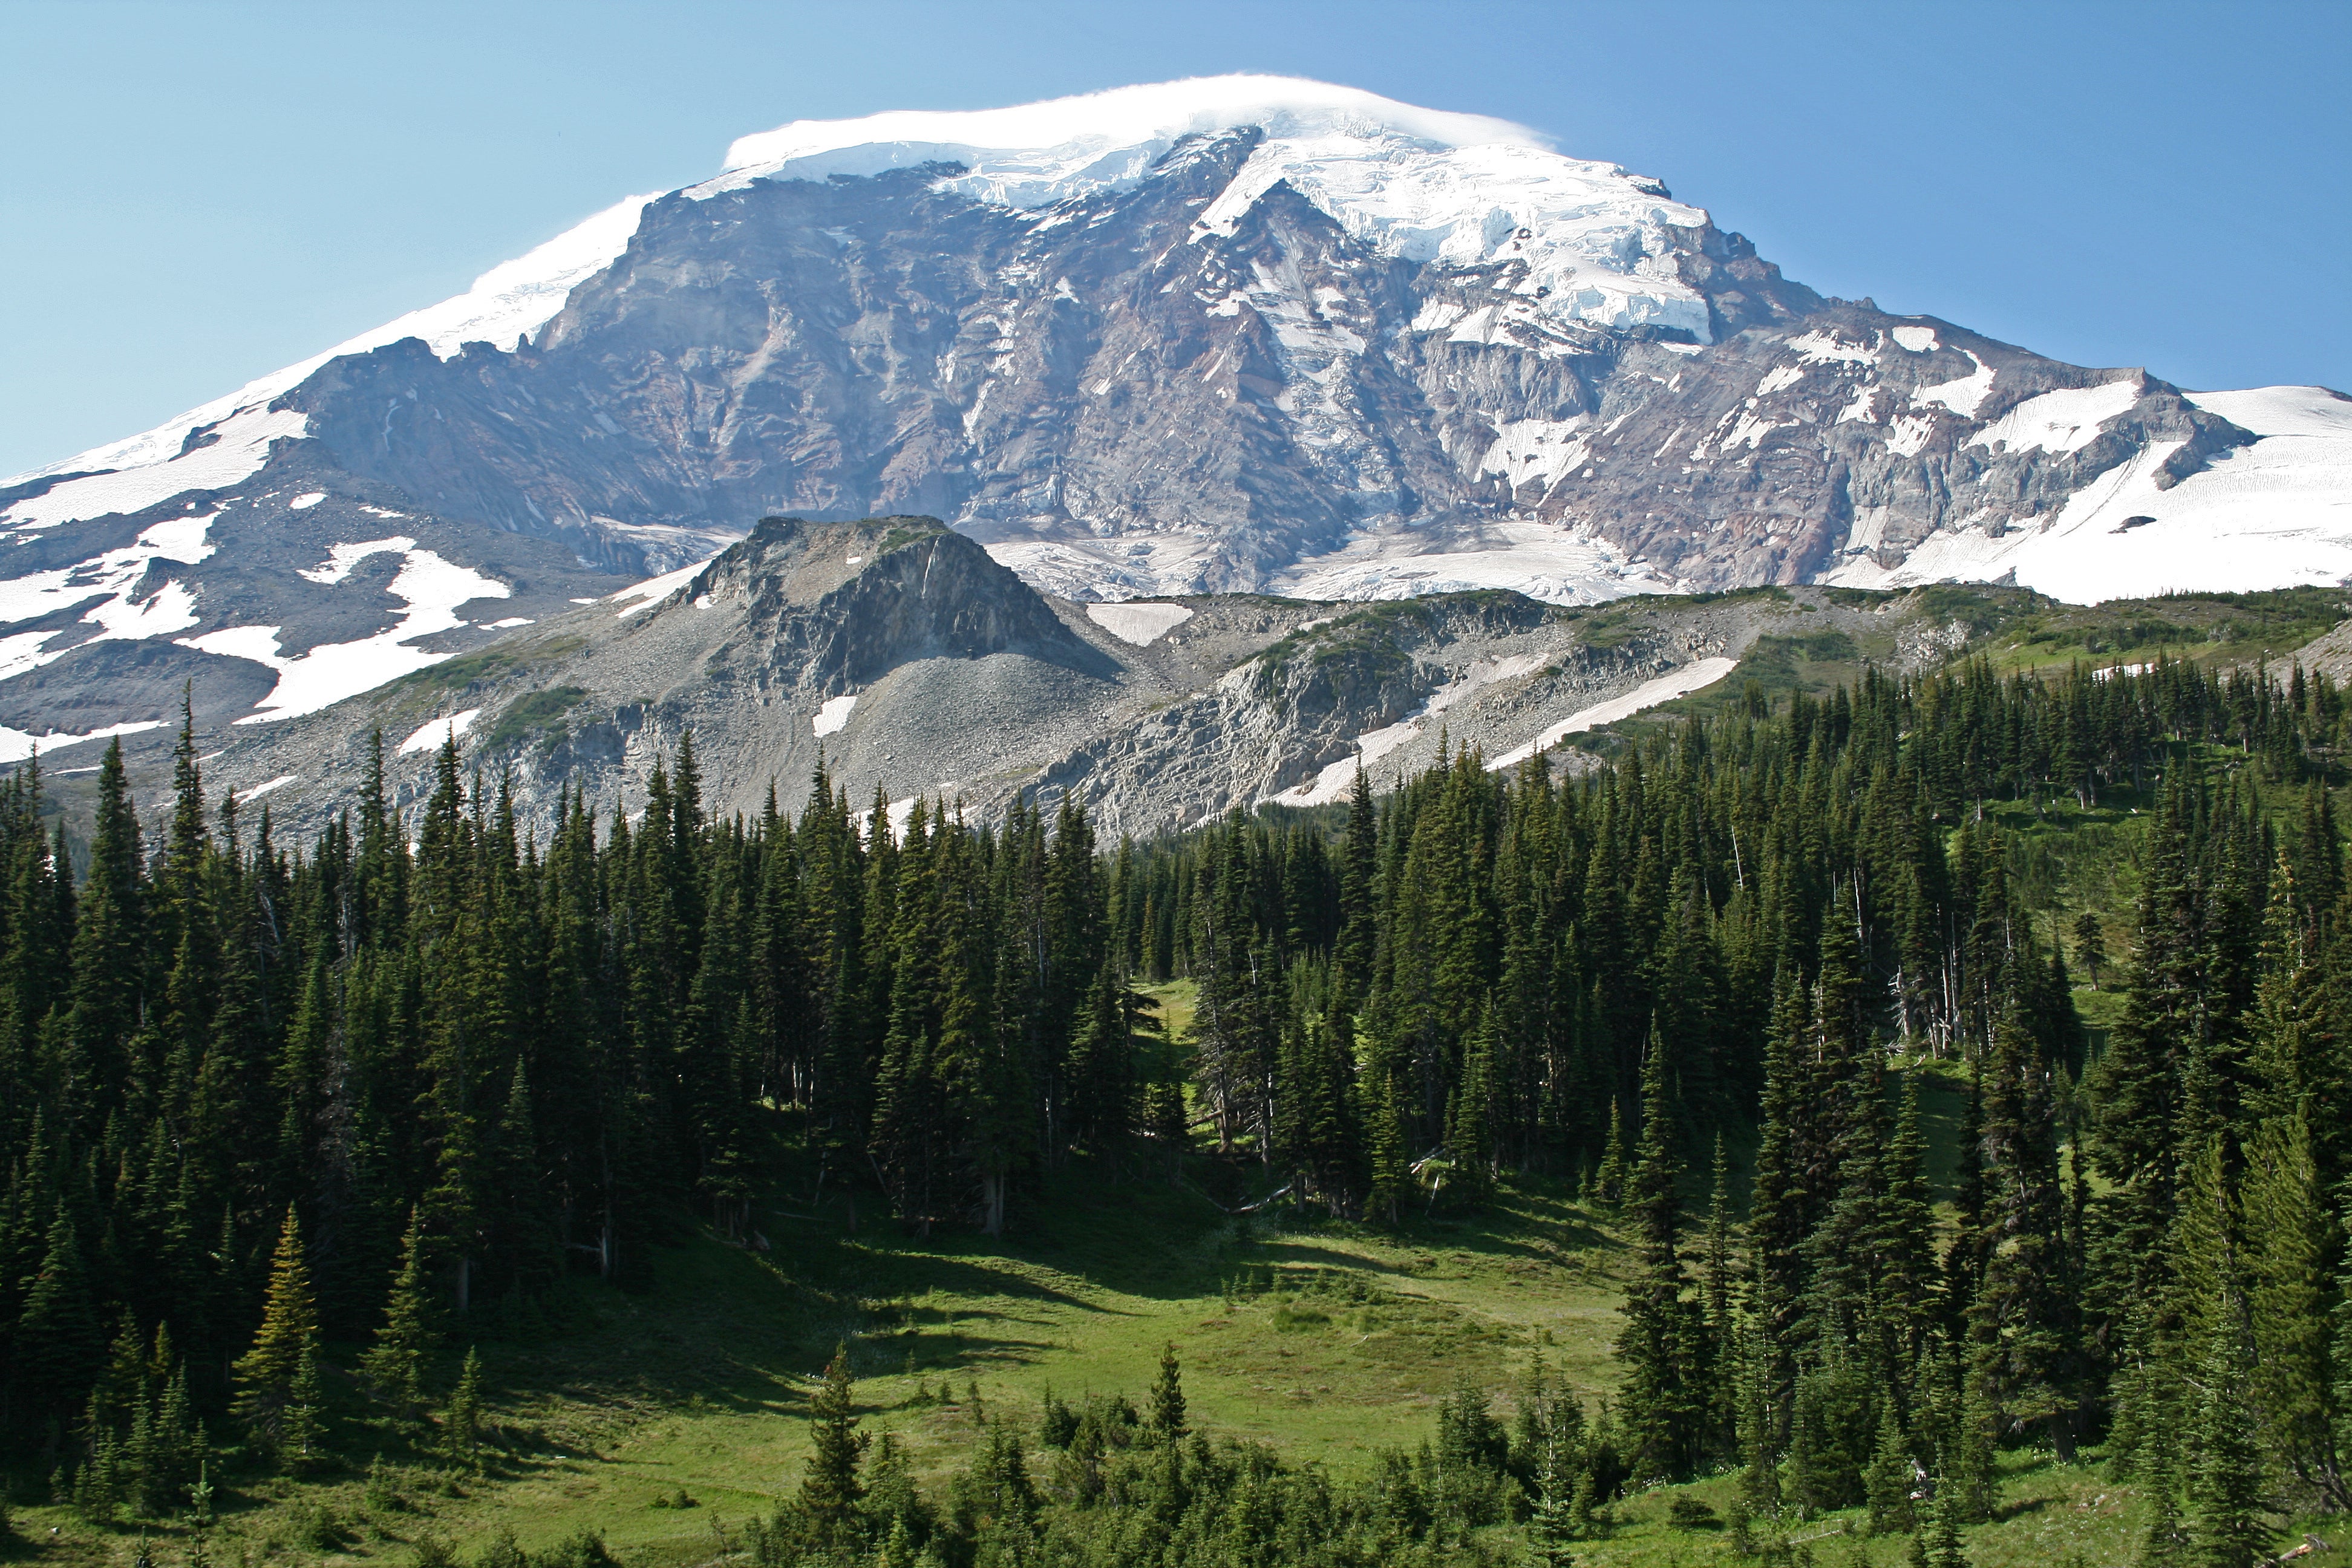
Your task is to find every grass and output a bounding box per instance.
[18,1133,2275,1568]
[12,1166,1636,1567]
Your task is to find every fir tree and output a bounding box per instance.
[359,1207,438,1420]
[231,1208,321,1468]
[444,1348,485,1471]
[800,1343,867,1541]
[1615,1028,1705,1480]
[1146,1342,1187,1446]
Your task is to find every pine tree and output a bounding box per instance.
[1592,1098,1630,1208]
[2184,1312,2267,1568]
[1615,1028,1704,1480]
[1146,1342,1187,1446]
[444,1348,485,1471]
[359,1207,438,1420]
[799,1343,867,1541]
[1529,1436,1581,1564]
[2073,911,2106,990]
[231,1208,322,1468]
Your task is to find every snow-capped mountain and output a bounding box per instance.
[5,74,2348,769]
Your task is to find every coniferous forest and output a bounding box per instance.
[6,648,2352,1566]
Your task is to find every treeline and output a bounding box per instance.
[0,647,2347,1558]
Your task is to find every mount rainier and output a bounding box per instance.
[4,74,2348,791]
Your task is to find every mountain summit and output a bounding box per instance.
[2,76,2348,762]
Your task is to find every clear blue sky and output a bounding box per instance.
[5,0,2347,477]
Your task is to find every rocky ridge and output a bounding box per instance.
[191,514,2059,844]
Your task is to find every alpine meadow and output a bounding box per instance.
[5,601,2352,1567]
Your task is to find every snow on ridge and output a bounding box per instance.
[609,558,715,617]
[707,76,1711,341]
[1970,379,2141,457]
[720,76,1542,187]
[6,193,656,502]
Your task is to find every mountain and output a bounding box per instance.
[6,74,2349,789]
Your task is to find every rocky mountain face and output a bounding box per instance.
[199,513,2031,844]
[5,76,2348,805]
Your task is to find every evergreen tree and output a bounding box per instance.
[444,1348,485,1471]
[1615,1029,1705,1480]
[1146,1343,1187,1446]
[231,1208,321,1467]
[800,1343,867,1541]
[359,1207,438,1420]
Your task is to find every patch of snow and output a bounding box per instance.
[1475,417,1590,489]
[1487,657,1739,770]
[609,558,716,617]
[1837,385,1880,425]
[1756,363,1805,396]
[1885,413,1938,458]
[289,492,326,510]
[0,512,220,679]
[1,405,307,531]
[1086,601,1195,645]
[1970,379,2142,456]
[396,709,482,756]
[483,616,533,629]
[1823,386,2352,603]
[181,549,510,722]
[0,719,168,766]
[710,76,1714,342]
[1270,521,1672,606]
[235,774,298,804]
[813,694,858,736]
[1891,326,1939,352]
[300,537,414,586]
[1912,351,1996,418]
[1786,328,1880,367]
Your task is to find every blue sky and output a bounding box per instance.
[4,0,2347,477]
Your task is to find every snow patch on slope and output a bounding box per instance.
[1486,657,1739,771]
[609,558,714,617]
[1477,418,1590,489]
[812,694,858,736]
[0,719,168,766]
[1263,652,1552,808]
[397,709,481,755]
[1086,601,1194,645]
[1970,380,2141,456]
[1270,521,1674,606]
[1825,386,2352,603]
[0,512,220,681]
[180,547,510,722]
[3,407,307,530]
